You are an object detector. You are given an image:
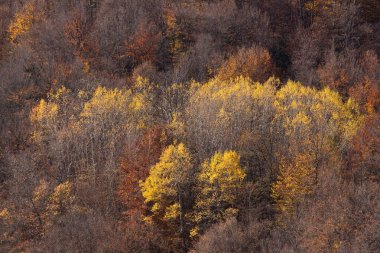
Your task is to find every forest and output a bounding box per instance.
[0,0,379,252]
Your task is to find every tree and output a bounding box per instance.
[274,80,361,162]
[193,150,245,236]
[118,126,168,217]
[272,80,362,222]
[30,99,59,143]
[40,212,130,253]
[140,143,193,252]
[193,217,273,253]
[46,181,75,219]
[186,76,277,160]
[89,0,164,75]
[358,0,380,23]
[28,83,151,215]
[271,154,316,221]
[125,21,161,68]
[186,77,278,220]
[172,34,222,83]
[216,46,274,83]
[287,154,380,253]
[349,50,380,113]
[317,49,380,101]
[223,3,270,48]
[64,8,90,54]
[162,9,193,67]
[8,2,42,43]
[78,85,148,180]
[346,114,380,182]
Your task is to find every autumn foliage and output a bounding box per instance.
[0,0,379,252]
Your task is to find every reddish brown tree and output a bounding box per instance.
[118,126,168,217]
[346,114,380,183]
[349,79,380,114]
[125,21,161,67]
[64,9,89,54]
[349,51,380,113]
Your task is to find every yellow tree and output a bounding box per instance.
[272,154,316,222]
[193,150,246,236]
[74,84,152,214]
[140,143,192,252]
[274,81,360,164]
[29,82,152,214]
[187,76,259,159]
[272,81,361,221]
[8,2,42,43]
[46,181,75,219]
[78,85,148,179]
[29,87,79,181]
[30,86,74,144]
[30,99,59,144]
[186,76,278,194]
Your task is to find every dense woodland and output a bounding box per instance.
[0,0,380,252]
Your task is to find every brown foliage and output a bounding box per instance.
[349,79,380,114]
[346,114,380,182]
[125,21,161,66]
[216,46,275,82]
[64,10,89,53]
[192,218,272,253]
[318,50,380,99]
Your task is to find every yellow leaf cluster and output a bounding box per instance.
[79,85,151,132]
[275,80,361,150]
[187,76,275,155]
[164,11,184,59]
[193,150,245,234]
[199,151,245,190]
[140,143,192,220]
[0,208,11,222]
[168,112,186,138]
[30,99,59,124]
[30,99,59,142]
[83,60,90,74]
[8,3,42,43]
[80,87,132,118]
[48,86,71,102]
[32,179,49,203]
[47,181,74,217]
[272,154,316,221]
